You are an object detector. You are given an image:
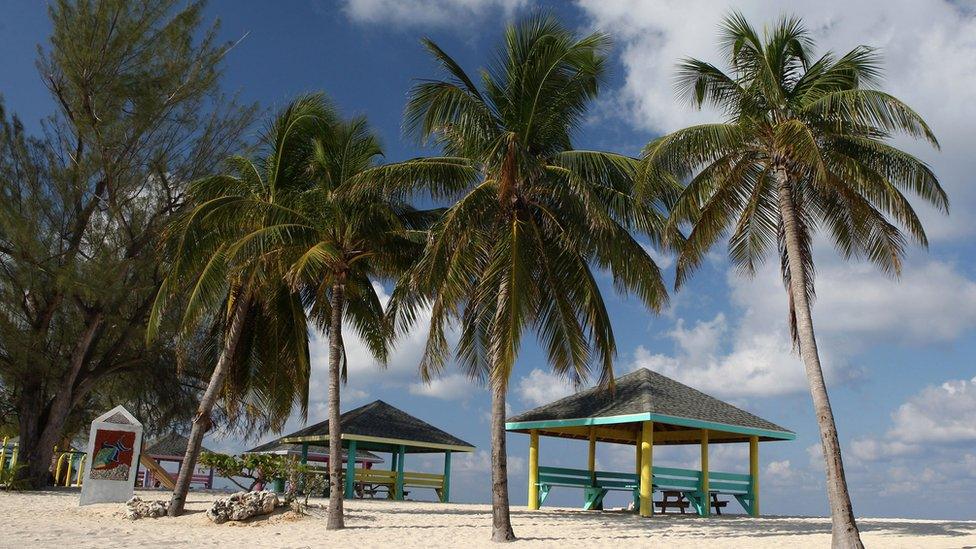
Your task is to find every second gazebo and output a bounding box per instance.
[505,368,794,517]
[280,400,474,502]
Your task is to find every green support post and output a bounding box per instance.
[345,440,357,499]
[395,444,406,500]
[442,451,452,503]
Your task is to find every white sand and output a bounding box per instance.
[2,489,974,548]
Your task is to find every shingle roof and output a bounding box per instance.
[280,400,475,452]
[244,440,383,464]
[144,432,211,457]
[507,368,792,437]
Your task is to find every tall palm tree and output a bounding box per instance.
[642,13,945,548]
[388,15,674,542]
[261,117,436,529]
[148,94,333,516]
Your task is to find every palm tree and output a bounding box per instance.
[642,13,945,548]
[388,15,674,541]
[148,94,333,516]
[263,116,436,529]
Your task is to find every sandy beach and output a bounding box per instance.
[1,489,973,548]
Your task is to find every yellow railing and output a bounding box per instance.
[53,451,86,487]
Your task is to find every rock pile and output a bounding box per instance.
[124,496,169,520]
[206,490,279,524]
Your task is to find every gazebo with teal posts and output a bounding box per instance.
[505,368,794,517]
[280,400,475,502]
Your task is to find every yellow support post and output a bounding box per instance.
[700,429,709,517]
[749,435,760,517]
[64,454,73,488]
[1,436,8,471]
[587,427,596,485]
[639,421,653,517]
[55,454,66,485]
[528,429,539,510]
[77,454,86,487]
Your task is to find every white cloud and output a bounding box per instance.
[409,372,477,400]
[578,0,976,240]
[342,0,528,27]
[452,449,525,475]
[514,368,578,407]
[852,375,976,462]
[629,255,976,399]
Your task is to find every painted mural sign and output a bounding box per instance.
[79,405,143,506]
[89,429,136,481]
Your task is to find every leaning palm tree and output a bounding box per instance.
[642,13,946,548]
[148,94,333,516]
[260,117,435,529]
[388,15,674,541]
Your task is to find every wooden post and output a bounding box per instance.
[300,442,308,465]
[587,427,597,485]
[750,435,760,517]
[528,430,539,510]
[395,444,405,501]
[442,450,452,503]
[700,429,710,517]
[0,436,7,471]
[390,448,398,471]
[344,440,357,498]
[639,421,653,517]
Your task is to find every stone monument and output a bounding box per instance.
[79,405,143,506]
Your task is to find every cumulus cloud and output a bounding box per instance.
[630,256,976,398]
[409,372,477,400]
[514,368,578,407]
[342,0,528,27]
[852,376,976,462]
[579,0,976,240]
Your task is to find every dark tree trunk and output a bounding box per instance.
[16,314,103,488]
[168,296,249,516]
[326,282,346,530]
[777,173,864,549]
[15,381,48,487]
[489,378,515,542]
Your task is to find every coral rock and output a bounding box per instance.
[206,491,279,524]
[124,496,169,520]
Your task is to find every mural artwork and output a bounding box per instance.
[88,429,136,481]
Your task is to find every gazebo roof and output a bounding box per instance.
[280,400,475,454]
[506,368,794,444]
[144,431,211,458]
[244,440,384,464]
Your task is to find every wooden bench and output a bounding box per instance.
[652,467,753,516]
[536,466,638,510]
[352,468,446,501]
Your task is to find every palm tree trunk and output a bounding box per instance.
[168,295,249,517]
[489,377,516,542]
[777,173,864,548]
[326,282,346,530]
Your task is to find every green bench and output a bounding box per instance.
[536,466,637,510]
[652,466,755,516]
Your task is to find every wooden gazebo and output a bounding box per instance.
[506,368,794,517]
[280,400,475,502]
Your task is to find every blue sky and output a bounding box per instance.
[4,0,975,520]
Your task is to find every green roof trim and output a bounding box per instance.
[505,412,796,441]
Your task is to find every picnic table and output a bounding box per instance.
[656,490,728,515]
